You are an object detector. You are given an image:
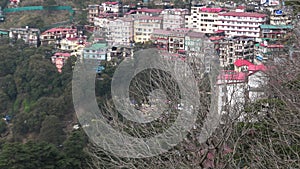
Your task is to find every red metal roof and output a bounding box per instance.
[234,59,253,67]
[214,30,225,33]
[104,1,118,5]
[248,64,267,72]
[42,28,77,34]
[54,53,71,57]
[237,6,246,9]
[209,36,225,41]
[137,8,163,13]
[200,7,224,13]
[219,12,267,18]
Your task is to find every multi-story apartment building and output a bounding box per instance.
[59,37,86,55]
[151,29,172,50]
[83,42,108,62]
[40,27,78,46]
[260,24,293,40]
[255,40,286,63]
[100,1,120,13]
[126,8,163,17]
[106,17,134,47]
[94,17,134,47]
[218,36,256,68]
[9,27,40,47]
[88,5,100,24]
[94,17,110,31]
[217,10,267,38]
[269,9,292,25]
[185,31,206,55]
[161,8,189,30]
[134,16,163,43]
[185,6,224,33]
[168,28,191,53]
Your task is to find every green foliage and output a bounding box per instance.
[62,130,89,168]
[0,28,90,169]
[75,10,89,25]
[26,15,45,29]
[43,0,57,7]
[0,120,7,134]
[0,141,65,169]
[38,115,66,145]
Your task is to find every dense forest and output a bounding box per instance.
[0,38,91,168]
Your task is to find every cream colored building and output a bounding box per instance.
[134,16,163,43]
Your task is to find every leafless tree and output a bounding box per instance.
[82,31,300,169]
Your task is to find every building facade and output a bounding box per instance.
[260,24,293,40]
[9,27,40,47]
[269,9,292,25]
[40,27,77,46]
[217,36,256,68]
[161,8,189,30]
[185,6,224,33]
[106,18,134,47]
[134,16,163,43]
[88,5,100,24]
[100,1,120,13]
[217,11,267,38]
[83,42,108,62]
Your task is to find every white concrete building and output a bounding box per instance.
[185,6,224,33]
[107,18,134,47]
[269,9,292,25]
[94,17,134,47]
[217,67,268,121]
[217,10,267,38]
[161,8,189,30]
[9,26,40,47]
[101,1,120,13]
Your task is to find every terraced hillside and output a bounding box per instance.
[0,10,70,29]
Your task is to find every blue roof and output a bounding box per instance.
[256,56,263,61]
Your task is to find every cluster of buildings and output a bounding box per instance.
[84,0,297,118]
[0,1,298,117]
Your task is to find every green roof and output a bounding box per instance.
[0,30,8,35]
[260,24,293,29]
[85,43,107,50]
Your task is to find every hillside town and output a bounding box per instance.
[0,0,299,114]
[0,0,299,168]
